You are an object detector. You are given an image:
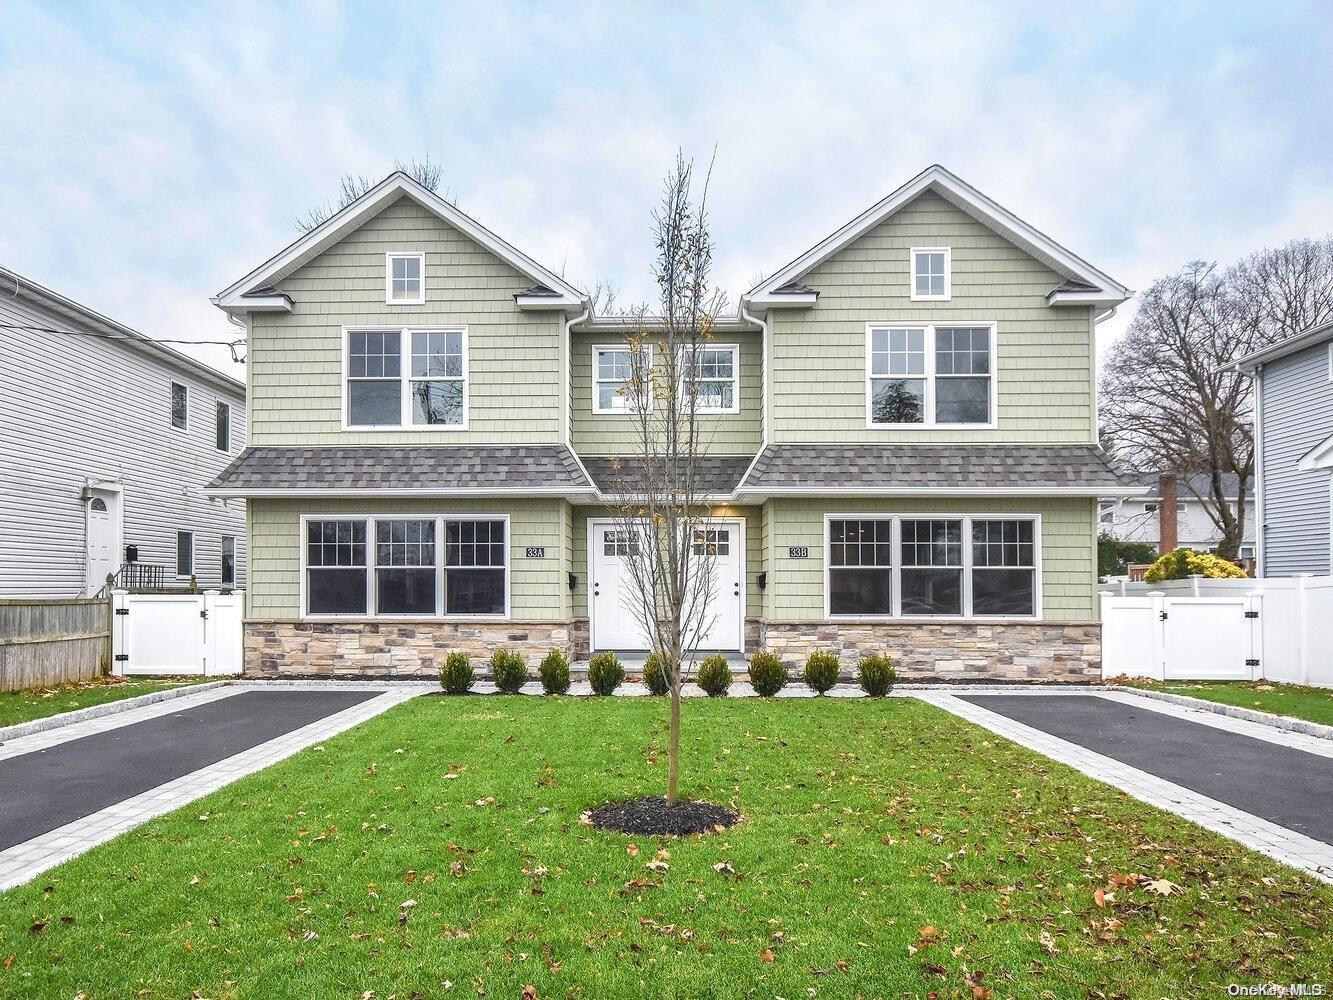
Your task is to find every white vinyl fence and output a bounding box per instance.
[111,590,243,676]
[1100,575,1333,687]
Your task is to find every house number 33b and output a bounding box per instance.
[788,546,809,559]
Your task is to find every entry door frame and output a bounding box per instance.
[84,480,124,596]
[587,515,747,654]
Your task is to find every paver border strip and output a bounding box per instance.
[0,680,235,743]
[0,686,419,891]
[1112,686,1333,742]
[916,691,1333,884]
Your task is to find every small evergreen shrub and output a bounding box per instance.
[696,654,732,697]
[538,650,571,695]
[857,653,897,697]
[642,653,670,695]
[490,649,527,694]
[1143,547,1249,583]
[804,650,841,694]
[588,651,625,696]
[439,651,474,695]
[748,651,788,697]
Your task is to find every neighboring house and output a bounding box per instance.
[0,266,246,597]
[209,165,1137,680]
[1100,472,1255,559]
[1234,320,1333,576]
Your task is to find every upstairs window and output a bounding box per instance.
[171,382,188,429]
[346,328,467,429]
[867,323,995,427]
[910,247,951,300]
[386,252,425,304]
[682,344,740,413]
[215,401,230,451]
[593,345,651,413]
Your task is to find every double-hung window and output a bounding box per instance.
[827,515,1038,618]
[867,322,994,427]
[910,247,950,300]
[593,344,650,413]
[346,328,467,428]
[386,252,425,304]
[682,344,739,413]
[304,516,507,618]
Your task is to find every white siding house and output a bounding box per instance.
[1100,472,1256,558]
[0,266,246,596]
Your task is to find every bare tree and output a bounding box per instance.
[1100,238,1333,559]
[296,155,450,232]
[603,151,730,807]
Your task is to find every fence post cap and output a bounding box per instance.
[203,589,220,596]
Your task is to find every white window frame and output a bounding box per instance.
[592,343,653,414]
[680,343,741,414]
[175,530,195,579]
[215,401,230,452]
[822,513,1042,621]
[299,513,510,620]
[909,247,951,301]
[221,535,236,587]
[865,321,997,429]
[342,326,469,431]
[385,252,426,305]
[170,381,189,431]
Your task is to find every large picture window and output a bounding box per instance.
[305,516,506,618]
[827,515,1038,618]
[867,323,995,427]
[346,328,467,429]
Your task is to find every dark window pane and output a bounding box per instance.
[215,402,229,450]
[349,380,401,425]
[900,568,962,615]
[308,568,367,614]
[377,568,436,615]
[871,379,924,423]
[221,537,235,587]
[446,568,505,615]
[972,568,1035,615]
[829,569,892,615]
[411,380,464,425]
[176,531,193,576]
[935,377,989,423]
[171,383,188,428]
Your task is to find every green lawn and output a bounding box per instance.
[1125,679,1333,727]
[1,697,1329,999]
[0,676,205,729]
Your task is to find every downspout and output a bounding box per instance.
[562,304,593,489]
[737,303,770,494]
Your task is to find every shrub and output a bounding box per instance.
[696,654,732,697]
[642,653,670,695]
[748,651,788,697]
[588,651,625,696]
[538,650,571,695]
[1098,531,1159,578]
[490,649,527,694]
[857,653,897,697]
[803,650,841,695]
[439,651,474,695]
[1143,547,1249,583]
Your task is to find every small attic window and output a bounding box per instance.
[910,247,951,301]
[386,253,425,305]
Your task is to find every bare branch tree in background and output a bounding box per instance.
[296,155,451,232]
[1100,237,1333,560]
[605,151,729,808]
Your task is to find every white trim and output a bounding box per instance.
[213,172,585,314]
[821,512,1043,621]
[591,343,652,414]
[384,252,426,305]
[737,485,1141,499]
[1232,319,1333,373]
[299,513,511,621]
[215,400,231,452]
[175,529,195,579]
[207,486,597,499]
[341,325,469,431]
[744,164,1129,311]
[170,380,189,432]
[864,321,998,430]
[909,247,951,302]
[1297,430,1333,472]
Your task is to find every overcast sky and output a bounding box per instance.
[2,1,1330,375]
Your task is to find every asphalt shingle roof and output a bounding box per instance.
[210,446,593,492]
[582,456,755,496]
[1134,471,1252,499]
[741,444,1135,491]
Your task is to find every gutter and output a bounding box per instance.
[562,304,595,490]
[735,303,770,498]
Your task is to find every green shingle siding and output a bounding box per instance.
[769,191,1097,444]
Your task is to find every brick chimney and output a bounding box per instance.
[1158,471,1178,554]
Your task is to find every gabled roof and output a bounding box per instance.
[213,172,587,316]
[743,164,1130,312]
[1232,320,1333,373]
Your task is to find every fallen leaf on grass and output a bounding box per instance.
[398,900,417,926]
[760,948,775,963]
[2,956,12,970]
[712,860,735,875]
[1038,930,1059,955]
[645,859,669,873]
[521,986,538,1000]
[626,843,639,857]
[1143,878,1182,896]
[27,920,46,935]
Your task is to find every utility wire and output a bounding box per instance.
[0,322,246,363]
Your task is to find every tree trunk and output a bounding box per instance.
[666,678,681,807]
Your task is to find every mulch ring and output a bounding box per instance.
[583,796,740,836]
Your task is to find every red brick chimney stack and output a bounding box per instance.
[1158,471,1178,554]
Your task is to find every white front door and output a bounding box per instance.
[85,491,118,595]
[589,520,743,653]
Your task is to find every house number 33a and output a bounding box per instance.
[788,546,809,559]
[525,546,546,559]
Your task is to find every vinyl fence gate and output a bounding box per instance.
[110,590,243,676]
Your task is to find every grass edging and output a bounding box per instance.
[1120,686,1333,741]
[0,680,234,743]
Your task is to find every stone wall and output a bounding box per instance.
[244,620,573,678]
[759,620,1100,682]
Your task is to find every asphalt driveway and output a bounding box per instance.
[0,689,380,851]
[959,695,1333,844]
